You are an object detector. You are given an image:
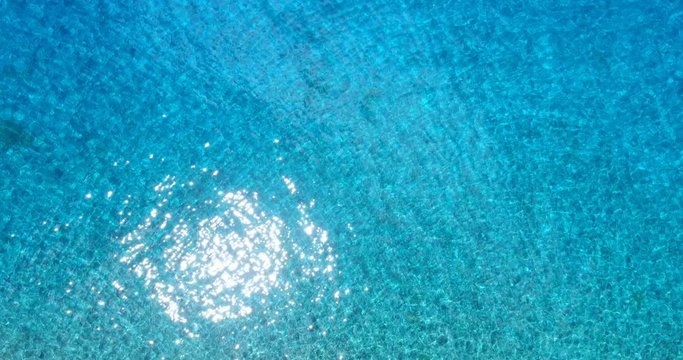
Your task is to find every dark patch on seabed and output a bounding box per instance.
[0,119,34,151]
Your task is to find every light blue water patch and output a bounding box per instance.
[1,0,682,358]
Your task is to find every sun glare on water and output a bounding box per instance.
[117,173,336,327]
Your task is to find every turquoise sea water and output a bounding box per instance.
[1,0,682,358]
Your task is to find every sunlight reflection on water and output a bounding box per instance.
[117,173,336,328]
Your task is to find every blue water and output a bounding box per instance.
[1,0,682,358]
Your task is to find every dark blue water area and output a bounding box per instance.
[0,0,682,358]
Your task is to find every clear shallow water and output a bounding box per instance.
[1,0,682,358]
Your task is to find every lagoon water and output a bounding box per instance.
[1,1,682,358]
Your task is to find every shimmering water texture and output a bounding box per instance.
[1,0,682,359]
[119,173,336,325]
